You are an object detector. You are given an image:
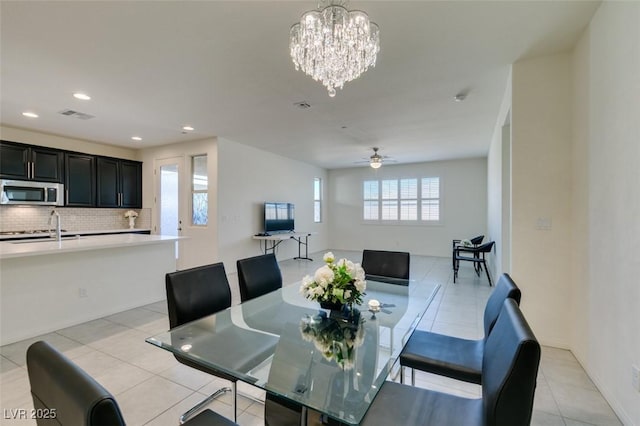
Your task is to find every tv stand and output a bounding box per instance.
[252,232,315,260]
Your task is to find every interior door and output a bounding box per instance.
[155,157,184,269]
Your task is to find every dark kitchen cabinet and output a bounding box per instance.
[96,157,142,208]
[0,141,63,183]
[65,153,96,207]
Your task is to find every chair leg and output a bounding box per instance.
[484,261,492,286]
[179,383,235,424]
[453,258,459,283]
[231,381,237,421]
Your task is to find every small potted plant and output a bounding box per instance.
[299,252,366,315]
[124,210,138,229]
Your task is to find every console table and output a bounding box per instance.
[252,232,315,260]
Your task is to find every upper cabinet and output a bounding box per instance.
[0,141,64,183]
[0,140,142,208]
[96,157,142,208]
[65,153,96,207]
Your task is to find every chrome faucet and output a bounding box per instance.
[49,209,61,241]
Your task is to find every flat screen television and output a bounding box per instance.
[264,202,295,234]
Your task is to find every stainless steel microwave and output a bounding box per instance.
[0,179,64,206]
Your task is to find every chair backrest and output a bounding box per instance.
[26,341,126,426]
[361,249,410,285]
[482,299,540,426]
[483,273,521,337]
[166,262,232,329]
[476,241,495,253]
[470,235,484,245]
[236,253,283,302]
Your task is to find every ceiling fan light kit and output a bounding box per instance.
[369,147,383,169]
[289,0,380,97]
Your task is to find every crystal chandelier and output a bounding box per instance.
[289,0,380,97]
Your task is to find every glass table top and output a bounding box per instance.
[146,279,439,425]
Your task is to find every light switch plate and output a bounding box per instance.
[632,365,640,392]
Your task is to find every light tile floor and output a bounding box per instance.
[0,251,622,426]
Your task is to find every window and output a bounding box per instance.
[363,176,440,223]
[313,178,322,223]
[191,155,208,226]
[400,178,418,220]
[421,177,440,221]
[363,180,379,220]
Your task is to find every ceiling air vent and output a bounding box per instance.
[293,101,311,110]
[58,109,95,120]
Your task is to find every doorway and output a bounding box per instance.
[155,157,184,269]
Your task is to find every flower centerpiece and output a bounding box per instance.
[299,252,366,312]
[299,312,365,370]
[124,210,138,229]
[460,238,472,247]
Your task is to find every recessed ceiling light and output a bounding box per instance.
[22,112,39,118]
[131,136,142,141]
[73,93,91,100]
[182,126,194,131]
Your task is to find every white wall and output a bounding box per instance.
[491,4,640,423]
[217,138,329,273]
[510,53,573,349]
[0,125,139,160]
[327,158,487,258]
[139,138,219,269]
[571,3,640,424]
[487,72,512,278]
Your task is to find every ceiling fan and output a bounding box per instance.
[355,147,397,169]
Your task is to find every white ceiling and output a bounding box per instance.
[0,1,599,169]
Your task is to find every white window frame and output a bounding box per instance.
[313,177,322,223]
[363,176,441,225]
[191,154,208,226]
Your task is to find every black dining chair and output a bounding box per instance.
[361,249,410,285]
[26,340,237,426]
[453,241,495,285]
[166,262,239,423]
[400,273,521,385]
[451,235,484,271]
[362,298,540,426]
[236,253,283,302]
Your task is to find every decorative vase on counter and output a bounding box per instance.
[128,217,136,229]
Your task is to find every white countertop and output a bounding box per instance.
[0,233,181,260]
[0,228,152,241]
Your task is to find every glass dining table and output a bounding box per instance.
[146,279,440,425]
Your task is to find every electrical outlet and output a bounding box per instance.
[632,365,640,392]
[78,288,88,298]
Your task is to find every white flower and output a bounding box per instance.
[314,265,334,287]
[301,275,313,287]
[124,210,138,218]
[310,286,325,298]
[299,275,313,296]
[354,264,365,281]
[299,253,367,305]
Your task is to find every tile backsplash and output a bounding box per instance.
[0,206,151,233]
